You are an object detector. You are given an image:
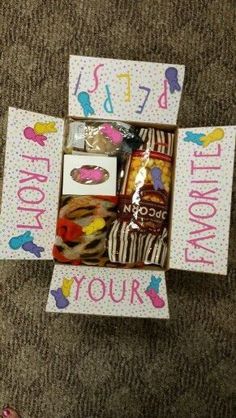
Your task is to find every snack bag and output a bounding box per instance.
[108,150,172,267]
[65,120,143,155]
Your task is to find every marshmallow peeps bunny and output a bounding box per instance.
[62,277,74,297]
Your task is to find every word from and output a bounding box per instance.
[16,154,51,230]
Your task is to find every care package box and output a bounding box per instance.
[0,56,235,319]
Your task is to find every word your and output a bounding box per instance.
[71,275,164,308]
[73,64,181,116]
[184,143,222,265]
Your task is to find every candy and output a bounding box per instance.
[151,167,164,190]
[8,231,44,258]
[109,150,172,267]
[70,166,109,185]
[183,131,205,145]
[66,120,143,156]
[145,288,165,308]
[77,91,95,117]
[125,152,171,195]
[9,231,33,250]
[100,123,123,144]
[51,288,69,309]
[34,121,57,134]
[146,275,162,293]
[201,128,224,147]
[53,196,117,266]
[23,126,47,146]
[82,217,106,235]
[22,241,44,258]
[62,277,74,297]
[165,67,181,94]
[138,127,174,156]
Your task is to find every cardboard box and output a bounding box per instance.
[0,56,235,319]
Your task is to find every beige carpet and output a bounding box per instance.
[0,1,235,417]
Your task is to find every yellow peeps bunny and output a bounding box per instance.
[61,277,74,297]
[34,122,57,135]
[82,217,106,235]
[200,128,224,148]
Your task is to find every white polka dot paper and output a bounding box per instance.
[170,126,236,275]
[0,107,64,260]
[69,55,185,125]
[46,265,169,319]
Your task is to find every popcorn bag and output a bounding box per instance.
[0,56,235,319]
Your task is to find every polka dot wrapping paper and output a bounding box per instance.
[46,265,169,319]
[0,107,64,259]
[170,126,236,275]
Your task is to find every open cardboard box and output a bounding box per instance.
[0,56,235,319]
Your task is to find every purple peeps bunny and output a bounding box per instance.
[151,167,164,190]
[51,288,69,309]
[165,67,181,94]
[22,241,44,258]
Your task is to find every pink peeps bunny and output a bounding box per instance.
[100,123,123,145]
[23,127,47,146]
[145,288,165,308]
[79,167,103,182]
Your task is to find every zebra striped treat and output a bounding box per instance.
[108,220,168,267]
[138,127,174,156]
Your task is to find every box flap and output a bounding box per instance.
[0,107,64,260]
[169,126,235,275]
[46,265,169,319]
[69,55,185,125]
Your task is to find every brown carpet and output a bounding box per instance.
[0,1,235,417]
